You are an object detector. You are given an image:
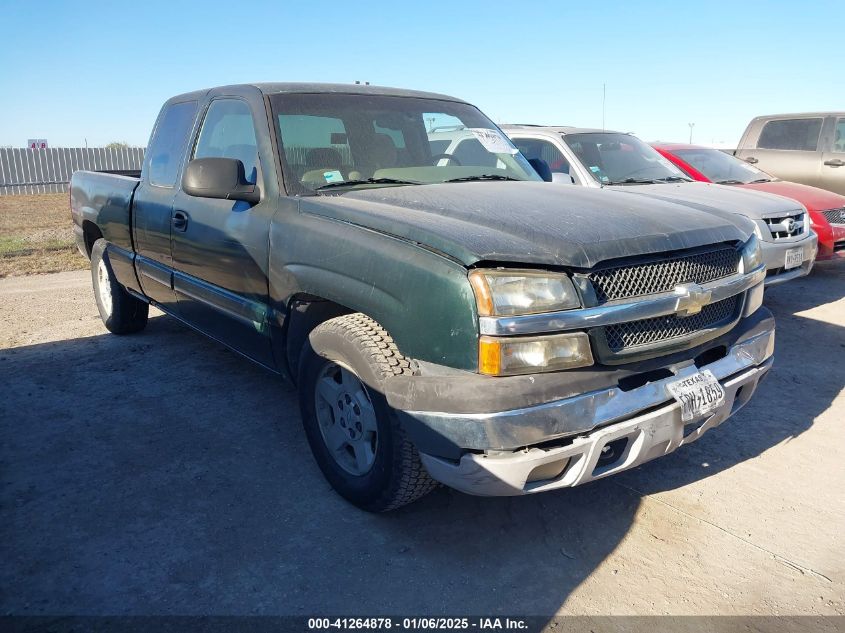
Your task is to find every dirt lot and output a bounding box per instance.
[1,265,843,622]
[0,193,86,278]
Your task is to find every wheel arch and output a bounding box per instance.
[283,294,354,384]
[82,220,103,258]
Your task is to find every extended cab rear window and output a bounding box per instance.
[193,99,259,184]
[144,101,199,187]
[757,118,822,151]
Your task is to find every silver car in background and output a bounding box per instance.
[502,125,819,286]
[734,112,845,196]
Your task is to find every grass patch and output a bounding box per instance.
[0,193,87,277]
[0,236,29,255]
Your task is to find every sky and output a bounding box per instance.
[0,0,842,148]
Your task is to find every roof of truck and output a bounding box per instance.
[168,83,468,104]
[747,111,845,119]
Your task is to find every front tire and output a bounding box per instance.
[298,313,437,512]
[91,239,148,335]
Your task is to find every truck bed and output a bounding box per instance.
[70,170,140,258]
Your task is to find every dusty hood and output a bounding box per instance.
[614,181,805,220]
[300,182,753,269]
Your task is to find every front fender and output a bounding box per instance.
[270,205,479,371]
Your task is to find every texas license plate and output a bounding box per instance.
[665,370,726,422]
[784,247,804,269]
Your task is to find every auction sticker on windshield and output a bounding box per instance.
[469,128,518,154]
[666,370,725,422]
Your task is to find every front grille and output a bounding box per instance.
[588,246,740,304]
[601,295,740,353]
[821,207,845,225]
[763,211,806,239]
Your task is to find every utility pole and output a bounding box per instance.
[688,123,695,144]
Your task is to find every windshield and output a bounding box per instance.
[673,148,773,184]
[563,132,688,185]
[269,93,540,194]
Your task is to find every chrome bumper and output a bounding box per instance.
[760,232,817,287]
[415,324,775,496]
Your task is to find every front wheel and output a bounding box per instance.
[298,313,437,512]
[91,239,149,335]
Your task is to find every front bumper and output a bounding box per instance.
[816,224,845,261]
[394,312,775,496]
[760,232,817,286]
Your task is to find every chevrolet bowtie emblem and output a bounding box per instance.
[674,283,712,317]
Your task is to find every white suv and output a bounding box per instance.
[503,125,819,287]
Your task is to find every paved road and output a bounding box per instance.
[1,266,843,618]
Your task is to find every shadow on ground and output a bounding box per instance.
[0,267,842,617]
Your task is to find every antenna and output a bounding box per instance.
[602,83,606,131]
[688,122,695,143]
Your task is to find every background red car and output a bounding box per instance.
[652,143,845,261]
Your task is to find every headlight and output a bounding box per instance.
[479,333,594,376]
[469,269,580,316]
[741,235,763,272]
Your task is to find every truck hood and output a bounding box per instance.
[300,182,752,269]
[613,181,805,220]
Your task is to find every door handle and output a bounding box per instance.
[824,158,845,167]
[172,211,189,231]
[745,157,759,164]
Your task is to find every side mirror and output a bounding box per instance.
[551,172,575,185]
[182,157,260,204]
[527,157,553,182]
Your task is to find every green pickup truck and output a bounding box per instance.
[70,83,775,511]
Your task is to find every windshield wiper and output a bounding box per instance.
[655,176,692,183]
[444,174,522,183]
[605,178,661,185]
[748,178,772,183]
[314,177,422,192]
[716,179,745,184]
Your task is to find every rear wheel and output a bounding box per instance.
[298,313,437,512]
[91,239,148,335]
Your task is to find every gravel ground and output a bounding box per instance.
[1,264,843,620]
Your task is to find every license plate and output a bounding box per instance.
[665,370,726,422]
[784,247,804,270]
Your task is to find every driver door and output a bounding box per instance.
[170,97,276,367]
[820,116,845,195]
